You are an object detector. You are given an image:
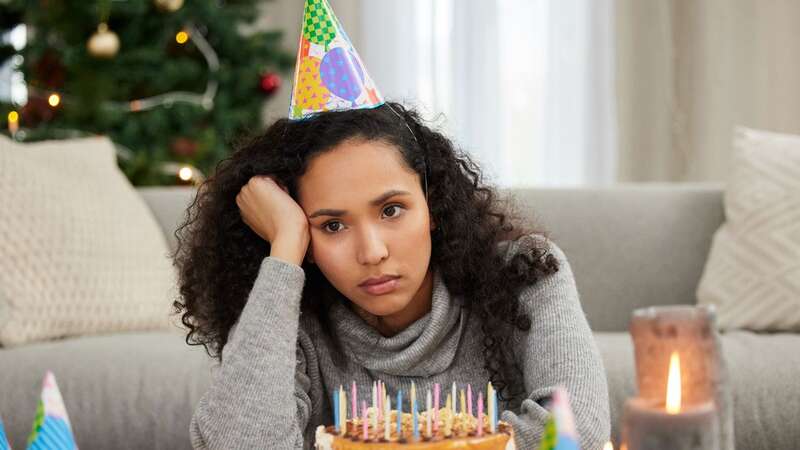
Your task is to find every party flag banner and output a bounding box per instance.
[0,414,12,450]
[289,0,384,120]
[538,387,580,450]
[26,372,78,450]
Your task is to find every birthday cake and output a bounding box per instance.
[314,407,515,450]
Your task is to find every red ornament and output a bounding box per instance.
[170,137,198,158]
[259,72,281,96]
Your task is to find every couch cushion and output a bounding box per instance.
[507,184,725,331]
[0,331,213,450]
[0,136,177,346]
[697,127,800,331]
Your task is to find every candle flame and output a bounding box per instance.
[666,351,681,414]
[603,441,614,450]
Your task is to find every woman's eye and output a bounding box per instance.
[323,222,343,233]
[382,204,404,218]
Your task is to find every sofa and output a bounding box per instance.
[1,183,798,449]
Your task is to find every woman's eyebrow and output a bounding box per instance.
[308,189,411,218]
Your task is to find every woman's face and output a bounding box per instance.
[297,138,434,318]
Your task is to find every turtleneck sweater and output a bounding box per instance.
[189,238,610,450]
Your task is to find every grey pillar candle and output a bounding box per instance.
[622,305,723,450]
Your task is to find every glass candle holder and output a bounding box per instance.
[622,305,733,450]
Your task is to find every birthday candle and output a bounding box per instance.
[339,386,346,436]
[362,401,368,440]
[488,383,496,433]
[384,393,391,441]
[477,391,484,437]
[377,381,383,423]
[452,383,457,414]
[352,382,358,422]
[334,390,340,433]
[396,390,403,438]
[372,382,378,431]
[412,393,419,439]
[434,383,440,429]
[411,381,417,417]
[492,388,500,432]
[460,389,466,418]
[445,393,452,413]
[467,384,473,417]
[426,390,432,438]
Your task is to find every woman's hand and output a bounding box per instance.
[236,176,310,266]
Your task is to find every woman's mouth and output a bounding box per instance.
[359,276,400,295]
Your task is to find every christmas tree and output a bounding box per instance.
[0,0,293,185]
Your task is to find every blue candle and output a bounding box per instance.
[333,391,340,433]
[396,390,403,437]
[412,394,419,439]
[493,391,499,430]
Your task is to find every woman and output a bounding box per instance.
[173,102,610,449]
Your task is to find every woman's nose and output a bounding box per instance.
[356,227,389,265]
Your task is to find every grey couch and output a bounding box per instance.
[1,184,798,449]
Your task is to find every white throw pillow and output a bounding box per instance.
[697,126,800,331]
[0,136,176,346]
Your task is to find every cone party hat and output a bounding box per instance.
[26,372,78,450]
[289,0,384,120]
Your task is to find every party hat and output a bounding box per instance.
[289,0,384,120]
[0,415,12,450]
[538,387,580,450]
[26,372,78,450]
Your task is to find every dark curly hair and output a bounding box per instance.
[172,102,560,408]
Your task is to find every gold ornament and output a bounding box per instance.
[87,23,119,59]
[154,0,184,12]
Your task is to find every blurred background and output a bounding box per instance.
[2,0,799,187]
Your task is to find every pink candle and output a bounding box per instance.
[434,383,440,431]
[352,382,357,421]
[362,400,368,440]
[467,384,473,417]
[477,392,484,437]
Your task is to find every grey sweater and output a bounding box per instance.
[189,238,610,450]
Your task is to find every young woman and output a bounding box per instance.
[174,102,610,450]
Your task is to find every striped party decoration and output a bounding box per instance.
[26,372,78,450]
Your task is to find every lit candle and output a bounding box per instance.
[362,400,368,440]
[434,383,440,430]
[426,390,432,438]
[396,390,403,438]
[460,389,466,418]
[467,384,473,417]
[339,386,346,436]
[452,383,457,414]
[477,391,484,437]
[623,351,719,450]
[352,382,358,422]
[333,390,340,433]
[384,393,391,441]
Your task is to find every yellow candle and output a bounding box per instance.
[339,386,347,436]
[460,389,466,418]
[384,393,391,441]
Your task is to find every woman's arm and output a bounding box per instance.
[502,242,610,450]
[189,256,311,450]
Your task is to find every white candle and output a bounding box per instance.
[426,390,432,438]
[623,398,719,450]
[372,382,378,430]
[452,382,457,414]
[384,393,391,441]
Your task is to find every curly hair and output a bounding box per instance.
[172,102,560,408]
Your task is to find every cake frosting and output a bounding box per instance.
[315,407,515,450]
